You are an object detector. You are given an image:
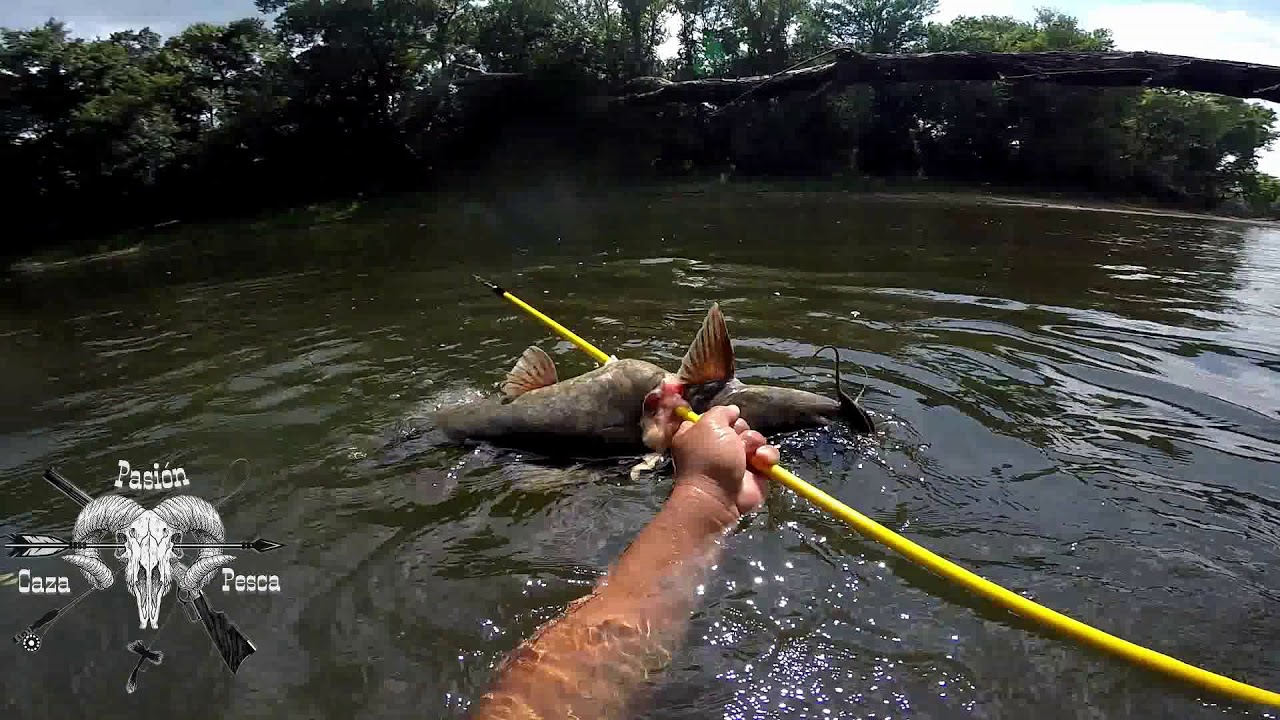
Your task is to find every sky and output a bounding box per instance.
[2,0,1278,174]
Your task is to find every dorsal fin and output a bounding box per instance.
[677,303,736,385]
[502,347,559,399]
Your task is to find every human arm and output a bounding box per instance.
[470,391,779,720]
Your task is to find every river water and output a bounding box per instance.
[1,189,1278,719]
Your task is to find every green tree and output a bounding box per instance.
[1242,172,1280,216]
[796,0,938,174]
[1125,90,1278,206]
[619,0,672,77]
[673,0,710,78]
[720,0,807,73]
[0,21,192,242]
[916,10,1126,185]
[809,0,937,52]
[163,19,282,132]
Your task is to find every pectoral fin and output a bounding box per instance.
[501,346,559,399]
[677,303,736,385]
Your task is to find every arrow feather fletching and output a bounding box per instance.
[6,534,68,558]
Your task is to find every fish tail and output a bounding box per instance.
[814,345,875,434]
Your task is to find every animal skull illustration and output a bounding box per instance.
[120,511,176,629]
[62,495,235,629]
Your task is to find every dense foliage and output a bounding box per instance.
[2,1,1277,254]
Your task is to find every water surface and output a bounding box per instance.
[1,189,1278,719]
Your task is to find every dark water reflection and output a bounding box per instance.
[1,190,1278,719]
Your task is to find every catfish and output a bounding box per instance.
[434,303,875,460]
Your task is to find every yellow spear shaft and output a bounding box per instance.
[473,275,1280,708]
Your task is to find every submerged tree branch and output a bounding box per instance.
[607,50,1280,106]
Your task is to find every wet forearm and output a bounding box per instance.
[472,476,736,720]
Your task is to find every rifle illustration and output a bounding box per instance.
[179,590,257,673]
[14,468,264,675]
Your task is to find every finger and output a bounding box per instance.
[703,404,741,428]
[741,432,766,469]
[751,443,780,468]
[660,402,687,436]
[673,419,695,440]
[732,418,749,435]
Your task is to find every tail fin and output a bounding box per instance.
[814,346,875,434]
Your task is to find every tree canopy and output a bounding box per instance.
[2,1,1277,255]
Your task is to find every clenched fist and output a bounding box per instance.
[641,380,780,519]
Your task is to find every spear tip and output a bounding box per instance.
[473,275,505,296]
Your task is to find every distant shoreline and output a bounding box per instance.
[9,182,1275,274]
[876,190,1279,226]
[651,177,1280,226]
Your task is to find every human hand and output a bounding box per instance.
[641,380,780,520]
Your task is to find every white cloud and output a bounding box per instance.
[1,0,260,38]
[1084,4,1279,65]
[62,18,185,40]
[933,0,1025,23]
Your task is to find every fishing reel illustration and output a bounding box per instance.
[15,629,42,652]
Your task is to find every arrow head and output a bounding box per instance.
[246,538,284,553]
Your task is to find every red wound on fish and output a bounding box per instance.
[642,380,686,415]
[642,390,661,414]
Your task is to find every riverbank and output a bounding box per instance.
[9,179,1275,275]
[660,176,1280,226]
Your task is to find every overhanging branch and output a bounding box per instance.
[610,50,1280,106]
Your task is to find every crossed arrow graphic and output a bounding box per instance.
[6,535,284,558]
